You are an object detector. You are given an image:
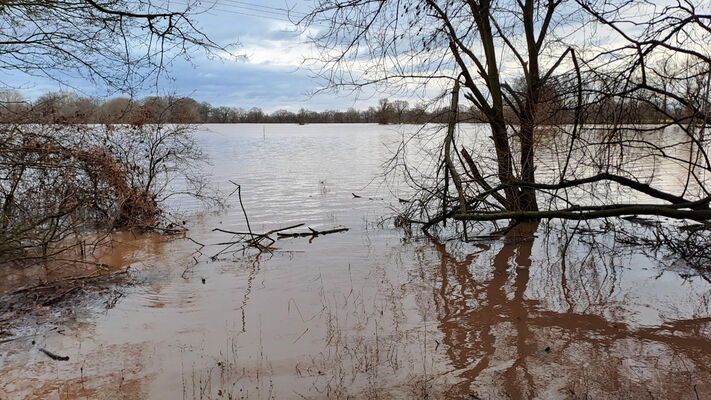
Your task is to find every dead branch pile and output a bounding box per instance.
[211,224,349,259]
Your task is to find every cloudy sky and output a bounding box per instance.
[7,0,686,112]
[6,0,391,112]
[156,1,354,111]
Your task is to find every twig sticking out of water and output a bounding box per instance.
[229,180,255,242]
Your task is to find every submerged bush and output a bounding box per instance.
[0,120,214,265]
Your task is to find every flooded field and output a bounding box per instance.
[1,124,710,399]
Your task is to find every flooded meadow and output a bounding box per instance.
[1,124,710,399]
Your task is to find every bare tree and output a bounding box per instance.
[375,98,395,124]
[302,0,711,234]
[392,100,409,124]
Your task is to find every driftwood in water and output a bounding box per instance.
[277,227,349,237]
[212,184,348,257]
[211,224,349,258]
[210,223,306,258]
[213,223,305,243]
[40,348,69,361]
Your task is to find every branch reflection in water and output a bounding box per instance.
[425,222,711,399]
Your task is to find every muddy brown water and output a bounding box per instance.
[1,124,710,399]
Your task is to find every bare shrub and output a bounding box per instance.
[0,116,215,266]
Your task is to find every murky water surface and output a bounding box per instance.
[1,124,711,399]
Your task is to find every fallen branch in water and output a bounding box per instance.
[40,348,69,361]
[210,223,306,258]
[277,227,349,237]
[212,186,349,257]
[453,205,711,222]
[214,223,305,244]
[211,182,301,257]
[211,224,349,257]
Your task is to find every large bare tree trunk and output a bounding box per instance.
[303,0,711,232]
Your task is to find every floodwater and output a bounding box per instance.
[1,124,710,399]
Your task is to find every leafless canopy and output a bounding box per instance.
[302,0,711,232]
[0,0,231,92]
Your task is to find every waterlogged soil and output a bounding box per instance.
[1,124,710,399]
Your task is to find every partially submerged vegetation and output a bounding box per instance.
[0,0,229,273]
[0,115,215,268]
[0,108,218,344]
[1,0,710,397]
[295,0,711,292]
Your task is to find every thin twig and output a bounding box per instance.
[230,181,255,242]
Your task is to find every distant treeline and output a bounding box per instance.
[0,91,438,124]
[0,90,680,125]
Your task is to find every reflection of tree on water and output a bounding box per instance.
[428,223,711,398]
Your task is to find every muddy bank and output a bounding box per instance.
[0,230,180,338]
[0,266,132,340]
